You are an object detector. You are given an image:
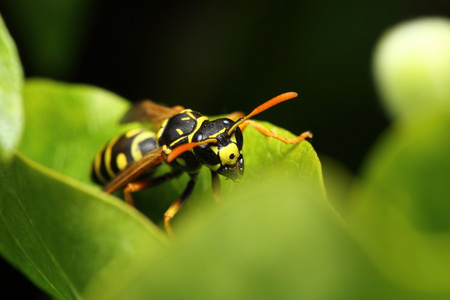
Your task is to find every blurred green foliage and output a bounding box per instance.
[0,14,22,161]
[0,0,92,77]
[1,5,450,300]
[373,18,450,119]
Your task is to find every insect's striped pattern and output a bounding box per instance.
[91,129,158,185]
[90,93,312,237]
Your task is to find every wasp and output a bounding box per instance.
[91,92,312,237]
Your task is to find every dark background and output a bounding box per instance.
[1,0,449,298]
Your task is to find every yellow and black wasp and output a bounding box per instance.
[91,92,312,236]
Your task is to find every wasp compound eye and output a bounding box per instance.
[193,144,221,169]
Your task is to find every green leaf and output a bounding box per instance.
[2,78,337,298]
[373,17,450,119]
[1,79,168,299]
[0,13,23,161]
[349,108,450,292]
[98,175,429,300]
[20,78,131,184]
[0,154,167,299]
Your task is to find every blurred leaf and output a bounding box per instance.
[0,13,23,161]
[320,155,355,215]
[1,0,93,77]
[105,175,430,300]
[20,78,131,184]
[349,108,450,292]
[373,17,450,119]
[0,154,168,299]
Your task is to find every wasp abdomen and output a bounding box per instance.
[91,129,158,185]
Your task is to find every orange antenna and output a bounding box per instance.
[168,92,299,163]
[227,92,298,136]
[167,138,218,163]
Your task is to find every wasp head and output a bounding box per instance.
[192,118,244,180]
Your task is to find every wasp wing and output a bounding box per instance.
[121,100,184,128]
[103,147,167,194]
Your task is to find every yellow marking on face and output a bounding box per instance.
[116,152,128,170]
[206,163,220,171]
[219,143,239,166]
[94,146,107,183]
[181,117,190,121]
[105,136,120,178]
[176,128,183,135]
[125,128,142,138]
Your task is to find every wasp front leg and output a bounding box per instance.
[240,120,312,144]
[122,170,183,206]
[226,111,245,120]
[211,171,222,203]
[164,173,199,238]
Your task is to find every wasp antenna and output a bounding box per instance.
[247,92,298,119]
[167,138,218,163]
[228,92,298,136]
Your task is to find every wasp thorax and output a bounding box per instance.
[192,118,244,180]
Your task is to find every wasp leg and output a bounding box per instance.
[226,111,245,120]
[242,119,313,144]
[164,173,199,238]
[172,105,184,111]
[211,171,222,203]
[123,170,183,206]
